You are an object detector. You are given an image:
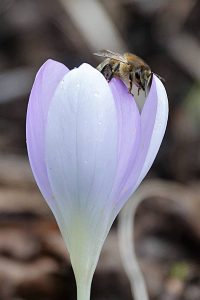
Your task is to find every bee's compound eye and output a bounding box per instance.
[101,64,113,82]
[135,70,141,80]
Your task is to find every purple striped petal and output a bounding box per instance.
[135,75,168,185]
[107,79,140,207]
[115,75,168,213]
[26,59,69,212]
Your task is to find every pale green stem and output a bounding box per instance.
[66,214,103,300]
[77,281,91,300]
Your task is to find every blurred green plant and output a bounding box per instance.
[170,261,189,281]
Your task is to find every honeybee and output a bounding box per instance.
[94,49,164,96]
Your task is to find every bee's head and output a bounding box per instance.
[134,66,152,95]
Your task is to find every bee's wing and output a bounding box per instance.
[93,50,127,63]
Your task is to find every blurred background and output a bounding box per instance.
[0,0,200,299]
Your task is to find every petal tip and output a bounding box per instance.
[78,63,110,84]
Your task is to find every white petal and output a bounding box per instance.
[45,63,119,284]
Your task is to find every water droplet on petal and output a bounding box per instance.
[94,91,100,97]
[60,79,64,87]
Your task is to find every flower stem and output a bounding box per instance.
[118,181,160,300]
[119,179,192,300]
[77,282,91,300]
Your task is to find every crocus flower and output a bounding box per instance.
[26,59,168,300]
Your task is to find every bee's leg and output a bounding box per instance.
[137,87,142,95]
[128,73,133,95]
